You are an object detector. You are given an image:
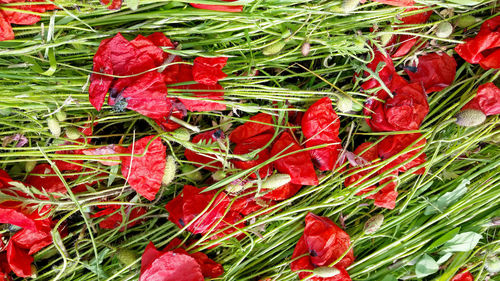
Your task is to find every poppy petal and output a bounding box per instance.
[405,52,457,93]
[139,251,204,281]
[192,57,228,86]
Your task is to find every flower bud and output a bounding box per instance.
[55,111,66,122]
[212,170,226,181]
[341,0,360,13]
[313,266,340,277]
[380,26,393,46]
[455,15,478,28]
[486,256,500,274]
[436,21,453,38]
[455,109,486,127]
[301,41,311,56]
[47,118,61,137]
[364,214,384,234]
[162,156,177,186]
[116,248,138,266]
[171,127,190,142]
[25,160,36,173]
[336,94,353,113]
[261,174,291,190]
[263,41,286,56]
[181,165,203,181]
[65,126,81,140]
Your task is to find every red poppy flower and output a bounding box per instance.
[190,0,243,12]
[192,57,228,86]
[302,97,342,171]
[405,52,457,93]
[455,15,500,70]
[91,205,147,231]
[270,132,318,186]
[364,82,429,131]
[0,0,58,41]
[378,133,426,174]
[291,213,354,281]
[462,82,500,116]
[172,64,226,112]
[372,0,414,6]
[450,270,474,281]
[120,135,166,200]
[184,130,224,172]
[232,133,273,179]
[100,0,122,10]
[384,8,433,58]
[140,240,223,280]
[25,164,70,194]
[165,185,230,234]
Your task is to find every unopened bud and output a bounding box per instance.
[25,160,36,173]
[436,21,453,38]
[455,109,486,127]
[181,165,203,181]
[116,248,138,266]
[263,41,286,56]
[486,256,500,274]
[313,266,340,278]
[212,170,226,181]
[171,127,190,142]
[455,15,478,28]
[336,94,353,113]
[162,156,177,186]
[65,126,81,140]
[55,111,66,122]
[261,174,291,190]
[364,214,384,234]
[47,118,61,137]
[341,0,360,13]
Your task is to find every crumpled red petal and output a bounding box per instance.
[25,164,68,194]
[82,144,122,166]
[232,133,273,179]
[100,0,122,10]
[193,57,228,86]
[270,132,318,186]
[462,82,500,116]
[364,82,429,131]
[190,252,225,278]
[405,52,457,93]
[139,250,204,281]
[229,113,275,144]
[91,205,147,231]
[261,182,302,201]
[302,97,342,171]
[6,242,32,278]
[372,0,414,6]
[378,133,426,174]
[184,130,224,172]
[450,270,474,281]
[0,13,14,41]
[120,136,166,200]
[190,0,243,12]
[0,207,37,231]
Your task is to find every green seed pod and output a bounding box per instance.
[65,126,81,140]
[181,165,203,181]
[341,0,360,13]
[336,94,353,113]
[171,127,191,142]
[47,118,61,137]
[313,266,340,278]
[455,109,486,127]
[25,160,37,173]
[301,41,311,56]
[263,41,286,56]
[55,111,66,122]
[455,15,477,28]
[486,255,500,273]
[364,214,384,234]
[226,179,253,194]
[116,248,138,266]
[212,170,226,181]
[262,174,291,190]
[162,156,177,186]
[436,21,453,38]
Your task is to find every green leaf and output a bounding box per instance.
[427,227,461,251]
[125,0,139,10]
[415,254,439,278]
[442,232,482,253]
[107,165,119,187]
[424,179,469,215]
[436,253,453,265]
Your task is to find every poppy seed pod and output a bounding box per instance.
[364,214,384,234]
[65,126,81,140]
[301,41,311,56]
[162,156,177,186]
[262,174,292,190]
[171,127,191,142]
[455,109,486,127]
[313,266,341,278]
[455,15,477,28]
[436,21,453,38]
[341,0,360,13]
[263,41,286,56]
[55,111,66,122]
[212,170,226,181]
[116,248,138,266]
[47,118,61,137]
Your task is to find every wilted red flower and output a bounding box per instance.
[193,57,228,85]
[405,52,457,93]
[344,142,399,210]
[140,239,223,281]
[120,135,166,200]
[364,82,429,131]
[165,185,230,234]
[455,15,500,70]
[291,212,354,281]
[450,270,474,281]
[184,130,224,172]
[462,82,500,116]
[361,51,403,92]
[232,134,274,179]
[91,205,147,231]
[372,0,414,6]
[0,0,59,41]
[100,0,122,10]
[190,0,243,12]
[378,133,427,174]
[270,132,318,186]
[302,97,342,171]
